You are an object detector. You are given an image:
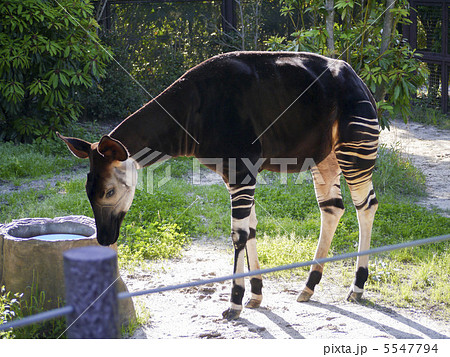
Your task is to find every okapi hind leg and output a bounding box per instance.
[345,182,378,302]
[222,183,256,320]
[336,99,379,301]
[245,203,263,309]
[298,152,345,302]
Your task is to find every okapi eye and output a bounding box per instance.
[106,189,115,198]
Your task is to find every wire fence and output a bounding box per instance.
[1,234,450,336]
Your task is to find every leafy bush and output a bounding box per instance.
[265,0,428,128]
[0,0,110,142]
[78,35,147,122]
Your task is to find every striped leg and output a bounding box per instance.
[343,179,378,301]
[336,103,379,301]
[245,203,263,308]
[298,152,345,302]
[222,183,256,320]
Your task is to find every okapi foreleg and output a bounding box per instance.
[245,203,263,309]
[222,184,256,320]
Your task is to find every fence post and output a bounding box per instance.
[222,0,236,33]
[63,246,120,339]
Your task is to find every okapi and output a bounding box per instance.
[59,51,379,320]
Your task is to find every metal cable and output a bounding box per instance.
[0,305,74,332]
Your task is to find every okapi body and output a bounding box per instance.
[59,51,379,320]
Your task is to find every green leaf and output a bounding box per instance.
[393,85,400,101]
[50,74,59,89]
[59,73,69,87]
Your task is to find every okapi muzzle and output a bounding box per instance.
[57,133,137,246]
[90,196,130,246]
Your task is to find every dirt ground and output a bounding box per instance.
[123,120,450,339]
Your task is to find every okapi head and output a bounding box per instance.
[57,133,137,246]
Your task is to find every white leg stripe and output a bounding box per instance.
[231,303,243,311]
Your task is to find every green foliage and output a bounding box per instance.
[410,101,450,130]
[373,144,426,197]
[0,141,78,181]
[0,286,21,339]
[105,2,221,96]
[0,0,110,142]
[0,284,66,339]
[265,0,428,129]
[78,35,147,122]
[0,121,102,184]
[358,44,428,123]
[77,2,225,122]
[118,221,190,267]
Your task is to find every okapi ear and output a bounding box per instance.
[57,132,91,159]
[97,135,129,162]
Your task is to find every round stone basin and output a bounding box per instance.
[0,216,135,327]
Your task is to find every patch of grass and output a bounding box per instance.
[410,103,450,130]
[0,121,103,184]
[0,180,92,224]
[256,233,317,278]
[373,144,427,197]
[368,249,450,319]
[373,202,450,247]
[124,175,230,238]
[120,298,151,338]
[118,221,190,269]
[0,284,66,339]
[0,142,79,182]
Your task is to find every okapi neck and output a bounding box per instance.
[108,96,198,161]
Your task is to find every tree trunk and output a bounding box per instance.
[379,0,395,55]
[375,0,396,102]
[325,0,335,57]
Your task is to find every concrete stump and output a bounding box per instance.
[64,246,120,338]
[0,216,135,328]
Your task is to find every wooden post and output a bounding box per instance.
[63,246,120,339]
[222,0,236,32]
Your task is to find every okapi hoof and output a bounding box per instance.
[346,290,363,302]
[297,287,313,302]
[222,308,242,320]
[245,298,262,309]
